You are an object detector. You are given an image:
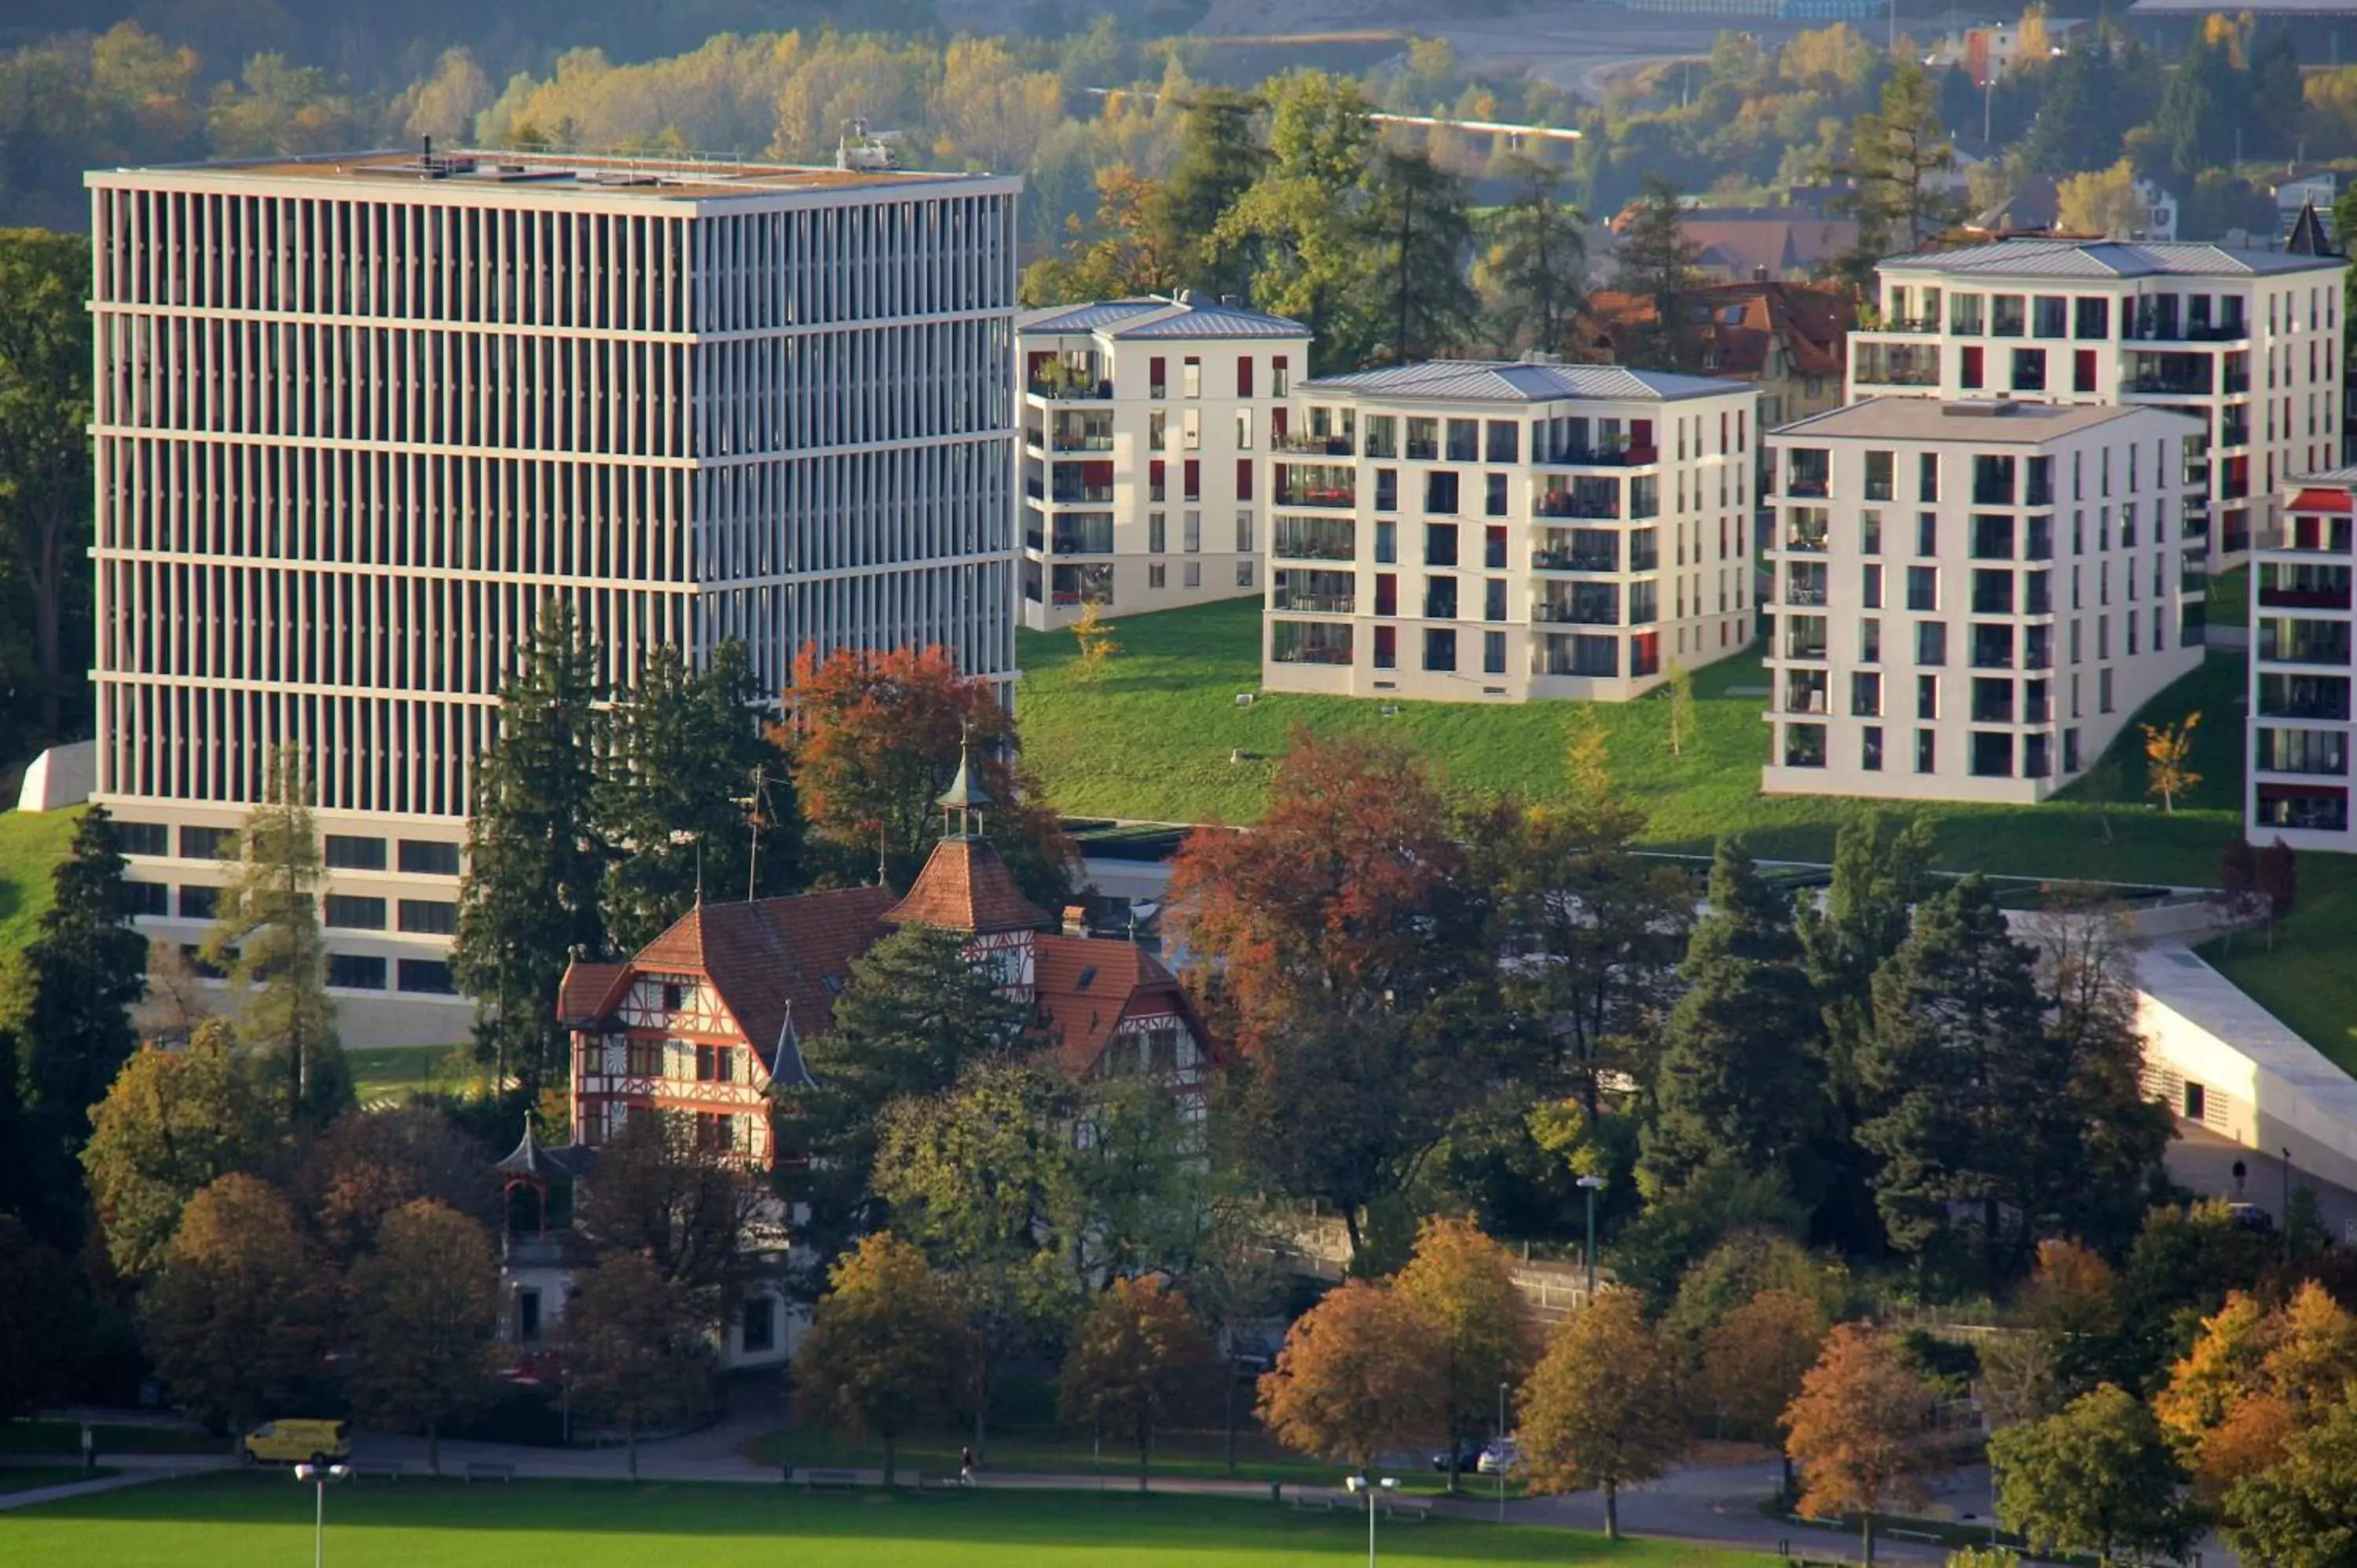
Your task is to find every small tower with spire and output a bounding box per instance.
[884,727,1050,999]
[937,727,994,839]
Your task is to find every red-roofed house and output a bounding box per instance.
[1569,280,1856,432]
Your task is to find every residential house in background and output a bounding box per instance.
[2248,467,2357,848]
[1571,277,1853,442]
[1259,357,1759,703]
[1016,294,1310,628]
[1605,203,1857,283]
[86,148,1021,1046]
[1761,397,2206,802]
[1846,237,2348,559]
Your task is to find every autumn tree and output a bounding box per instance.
[1700,1289,1827,1495]
[1518,1291,1687,1540]
[1664,663,1695,757]
[1783,1325,1937,1564]
[1393,1218,1539,1495]
[1991,1383,2202,1566]
[203,748,351,1129]
[2142,712,2202,813]
[453,599,606,1093]
[142,1174,332,1442]
[2155,1282,2357,1493]
[563,1249,715,1479]
[783,643,1072,906]
[2222,1386,2357,1568]
[0,803,146,1247]
[0,1215,83,1420]
[82,1024,283,1278]
[1069,601,1119,682]
[1058,1276,1219,1492]
[345,1200,502,1475]
[572,1109,768,1323]
[2056,160,2149,239]
[1021,164,1179,306]
[295,1104,498,1268]
[1478,155,1586,356]
[1258,1279,1445,1470]
[794,1233,974,1486]
[777,925,1032,1280]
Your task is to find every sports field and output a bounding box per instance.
[0,1475,1750,1566]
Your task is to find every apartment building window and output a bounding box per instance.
[1851,672,1882,716]
[1972,676,2015,724]
[1425,523,1459,566]
[1237,357,1254,397]
[1486,473,1509,517]
[1446,419,1479,461]
[1483,630,1507,674]
[1485,526,1508,570]
[1906,566,1938,611]
[398,959,456,995]
[1236,411,1253,450]
[123,881,168,917]
[1486,420,1519,462]
[1916,512,1937,555]
[1784,724,1827,768]
[1862,564,1882,609]
[2098,613,2110,657]
[181,826,233,860]
[1374,470,1398,511]
[178,885,218,920]
[1149,357,1166,398]
[399,840,460,876]
[1149,513,1166,553]
[324,896,387,930]
[327,954,387,991]
[114,821,167,857]
[1486,580,1508,621]
[1182,357,1201,397]
[1862,726,1885,771]
[1424,629,1457,671]
[1374,574,1398,615]
[1861,511,1882,555]
[1184,460,1201,502]
[1918,453,1939,504]
[1374,625,1397,669]
[1273,355,1289,397]
[1971,731,2014,778]
[1236,511,1255,552]
[1915,730,1937,773]
[324,835,386,870]
[2073,349,2098,393]
[1149,460,1166,501]
[1916,621,1948,665]
[1407,417,1438,460]
[1952,293,1984,334]
[1864,450,1894,501]
[1184,562,1202,588]
[1425,578,1459,619]
[1237,561,1255,588]
[2064,728,2082,773]
[1426,471,1460,514]
[1961,345,1985,389]
[695,1045,738,1083]
[1183,412,1200,451]
[2011,348,2047,392]
[1992,295,2025,335]
[1375,522,1397,563]
[2099,666,2114,713]
[1917,674,1940,720]
[1149,411,1166,451]
[1365,416,1397,457]
[1148,563,1165,589]
[1860,617,1882,662]
[1184,511,1202,551]
[398,899,457,936]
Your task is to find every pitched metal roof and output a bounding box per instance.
[1017,295,1308,340]
[1299,359,1747,403]
[1879,237,2341,279]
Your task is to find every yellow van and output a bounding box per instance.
[243,1419,350,1465]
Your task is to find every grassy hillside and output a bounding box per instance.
[0,807,82,958]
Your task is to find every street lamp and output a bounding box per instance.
[1577,1175,1607,1298]
[1345,1474,1399,1566]
[292,1462,352,1568]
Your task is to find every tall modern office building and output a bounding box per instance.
[1845,238,2345,559]
[86,148,1021,1043]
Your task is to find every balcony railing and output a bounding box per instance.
[1051,432,1114,452]
[1028,378,1113,401]
[1879,314,1942,335]
[1533,548,1620,573]
[1273,433,1354,456]
[2124,323,2249,344]
[1544,445,1659,468]
[1785,584,1828,606]
[1050,485,1114,505]
[2124,369,2215,395]
[1274,540,1354,562]
[1785,478,1830,499]
[1535,603,1621,626]
[1536,493,1618,520]
[1275,593,1356,615]
[1275,485,1354,509]
[2261,585,2354,610]
[1782,530,1830,554]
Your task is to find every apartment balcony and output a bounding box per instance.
[1535,492,1619,520]
[1780,527,1830,554]
[1541,445,1659,469]
[1275,485,1354,509]
[1027,378,1113,401]
[2260,584,2354,610]
[1272,432,1355,456]
[1849,338,1943,386]
[1784,478,1830,499]
[1533,548,1622,573]
[2124,322,2249,344]
[2121,354,2215,397]
[1784,582,1828,606]
[1876,314,1944,335]
[1534,594,1622,626]
[1046,485,1114,505]
[1050,433,1115,452]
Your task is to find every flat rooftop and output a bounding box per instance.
[1774,396,2203,444]
[87,148,999,201]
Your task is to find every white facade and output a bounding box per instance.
[2248,469,2357,850]
[1259,359,1759,703]
[1016,295,1309,629]
[1846,239,2345,559]
[1763,397,2205,803]
[86,148,1021,1044]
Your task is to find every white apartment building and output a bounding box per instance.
[1016,295,1310,629]
[1846,238,2345,559]
[1260,359,1758,702]
[2248,469,2357,849]
[1763,397,2205,803]
[86,148,1020,1045]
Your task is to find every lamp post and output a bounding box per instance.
[293,1462,352,1568]
[1496,1382,1509,1526]
[1577,1175,1607,1299]
[1346,1473,1398,1566]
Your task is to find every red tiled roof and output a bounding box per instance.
[623,888,900,1066]
[556,962,630,1028]
[1032,933,1204,1076]
[1572,282,1853,382]
[884,837,1050,935]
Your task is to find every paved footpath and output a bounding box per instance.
[0,1453,239,1513]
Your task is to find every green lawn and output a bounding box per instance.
[0,1465,116,1495]
[2205,563,2248,628]
[2205,858,2357,1072]
[1018,599,2244,885]
[346,1045,476,1104]
[2,1475,1750,1567]
[0,807,82,958]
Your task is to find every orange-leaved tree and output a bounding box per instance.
[1517,1289,1686,1540]
[1257,1278,1445,1472]
[780,643,1072,904]
[1392,1217,1539,1495]
[1058,1276,1219,1492]
[2154,1280,2357,1495]
[1699,1288,1827,1497]
[794,1233,975,1487]
[2140,712,2201,813]
[1783,1324,1937,1564]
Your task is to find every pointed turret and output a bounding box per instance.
[937,730,994,837]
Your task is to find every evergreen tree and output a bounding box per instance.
[203,749,350,1130]
[1612,175,1702,370]
[597,639,800,953]
[1480,156,1587,356]
[773,925,1030,1289]
[1639,841,1827,1208]
[1831,64,1963,284]
[2155,35,2245,178]
[0,804,146,1247]
[454,601,605,1093]
[1150,87,1266,298]
[1364,148,1477,365]
[2249,24,2303,161]
[1856,877,2052,1288]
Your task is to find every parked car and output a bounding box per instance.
[1477,1439,1521,1475]
[244,1418,350,1466]
[2228,1202,2275,1233]
[1429,1438,1485,1472]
